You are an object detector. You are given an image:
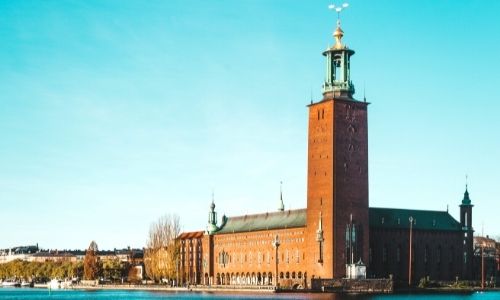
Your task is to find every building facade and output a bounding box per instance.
[178,18,474,287]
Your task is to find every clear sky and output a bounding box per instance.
[1,0,499,250]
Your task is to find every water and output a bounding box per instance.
[0,288,499,300]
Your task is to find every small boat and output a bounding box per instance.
[48,279,71,290]
[20,281,33,287]
[48,279,61,289]
[2,280,21,287]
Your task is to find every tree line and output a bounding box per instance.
[0,260,83,282]
[0,214,181,284]
[0,241,134,283]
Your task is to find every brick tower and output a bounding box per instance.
[306,17,369,279]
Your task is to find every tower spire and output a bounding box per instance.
[323,2,355,98]
[462,175,472,205]
[328,2,349,49]
[278,181,285,211]
[207,191,218,234]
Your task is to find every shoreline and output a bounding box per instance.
[70,284,276,293]
[32,284,500,295]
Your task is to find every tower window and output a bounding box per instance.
[318,110,320,120]
[322,109,324,119]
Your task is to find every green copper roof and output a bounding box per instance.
[461,188,472,205]
[215,209,306,234]
[369,207,461,231]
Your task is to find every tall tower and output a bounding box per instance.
[460,185,474,279]
[306,11,369,279]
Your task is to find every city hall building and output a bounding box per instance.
[178,18,474,288]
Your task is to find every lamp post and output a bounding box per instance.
[408,216,413,287]
[481,242,485,290]
[272,235,281,290]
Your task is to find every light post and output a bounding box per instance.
[272,235,281,289]
[481,242,485,290]
[408,216,413,287]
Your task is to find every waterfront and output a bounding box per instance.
[0,289,499,300]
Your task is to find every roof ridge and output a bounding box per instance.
[370,207,448,213]
[227,208,307,220]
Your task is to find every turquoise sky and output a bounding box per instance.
[1,0,499,250]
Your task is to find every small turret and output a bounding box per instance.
[207,193,218,234]
[459,181,474,280]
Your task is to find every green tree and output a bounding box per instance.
[102,258,126,282]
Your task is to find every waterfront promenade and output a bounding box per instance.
[2,287,500,300]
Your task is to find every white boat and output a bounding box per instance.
[48,279,61,289]
[48,279,72,290]
[20,281,33,287]
[2,280,20,287]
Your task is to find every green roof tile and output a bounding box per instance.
[369,207,461,231]
[215,209,306,234]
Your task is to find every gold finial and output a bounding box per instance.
[333,24,344,49]
[328,3,349,49]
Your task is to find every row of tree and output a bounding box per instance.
[0,214,181,284]
[0,241,132,283]
[0,260,83,282]
[0,257,132,283]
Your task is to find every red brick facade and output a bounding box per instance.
[305,97,369,280]
[176,23,472,288]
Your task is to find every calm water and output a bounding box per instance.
[0,288,499,300]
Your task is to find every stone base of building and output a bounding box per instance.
[311,278,393,293]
